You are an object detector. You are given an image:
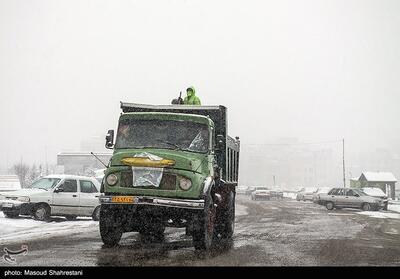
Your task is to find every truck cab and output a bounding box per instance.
[99,102,240,250]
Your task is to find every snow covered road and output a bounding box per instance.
[0,212,98,245]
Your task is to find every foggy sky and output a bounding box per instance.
[1,0,400,168]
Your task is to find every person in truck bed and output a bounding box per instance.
[183,86,201,105]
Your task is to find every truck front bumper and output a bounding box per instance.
[100,195,205,210]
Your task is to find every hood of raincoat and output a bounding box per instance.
[186,86,196,97]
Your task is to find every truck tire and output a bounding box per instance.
[33,204,50,221]
[92,206,100,221]
[214,191,235,242]
[192,190,216,251]
[100,204,123,247]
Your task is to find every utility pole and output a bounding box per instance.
[273,175,276,187]
[342,138,346,188]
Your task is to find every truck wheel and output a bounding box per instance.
[33,204,50,221]
[100,205,123,247]
[362,203,371,211]
[193,191,216,251]
[4,211,19,218]
[214,191,235,242]
[92,206,100,221]
[326,202,334,210]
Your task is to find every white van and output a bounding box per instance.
[0,175,101,221]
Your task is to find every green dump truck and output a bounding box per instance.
[99,102,240,250]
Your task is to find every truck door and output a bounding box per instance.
[79,180,100,216]
[52,179,80,215]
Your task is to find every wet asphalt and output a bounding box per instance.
[1,195,400,266]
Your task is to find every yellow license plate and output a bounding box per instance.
[111,196,135,204]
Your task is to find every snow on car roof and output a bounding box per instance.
[44,174,98,180]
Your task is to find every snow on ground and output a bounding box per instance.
[356,210,400,219]
[0,212,98,245]
[388,203,400,214]
[235,204,248,216]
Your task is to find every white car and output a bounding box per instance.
[313,187,332,204]
[251,186,272,201]
[0,175,101,221]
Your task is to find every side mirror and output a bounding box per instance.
[54,188,64,193]
[355,194,359,197]
[105,130,114,149]
[216,134,224,150]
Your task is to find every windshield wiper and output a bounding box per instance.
[156,140,184,151]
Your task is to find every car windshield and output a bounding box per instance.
[115,119,210,153]
[31,178,61,190]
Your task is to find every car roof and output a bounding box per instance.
[44,174,98,180]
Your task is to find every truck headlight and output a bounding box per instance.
[17,196,30,202]
[106,174,118,186]
[179,177,192,190]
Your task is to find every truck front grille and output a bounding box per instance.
[120,171,177,190]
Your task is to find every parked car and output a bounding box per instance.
[270,189,284,199]
[237,185,249,195]
[0,175,101,221]
[313,187,332,204]
[318,187,385,211]
[251,186,272,200]
[360,187,388,210]
[296,187,318,201]
[245,186,257,195]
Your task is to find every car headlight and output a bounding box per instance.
[179,177,192,190]
[17,196,30,202]
[106,174,118,186]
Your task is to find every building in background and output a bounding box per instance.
[57,152,112,176]
[0,175,22,192]
[351,171,397,199]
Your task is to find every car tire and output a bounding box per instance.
[362,203,371,211]
[33,204,50,221]
[192,190,216,251]
[65,215,77,221]
[4,211,19,218]
[92,206,100,221]
[326,202,334,210]
[99,205,123,247]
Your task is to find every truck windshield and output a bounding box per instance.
[115,119,210,153]
[31,178,61,190]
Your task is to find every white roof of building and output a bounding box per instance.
[361,172,397,182]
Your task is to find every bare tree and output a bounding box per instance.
[13,163,30,188]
